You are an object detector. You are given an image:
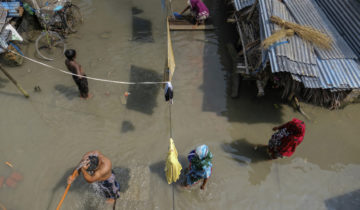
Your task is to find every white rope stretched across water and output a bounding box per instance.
[7,49,168,85]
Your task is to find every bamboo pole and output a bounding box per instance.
[0,65,29,98]
[56,170,77,210]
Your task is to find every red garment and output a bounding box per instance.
[277,118,305,157]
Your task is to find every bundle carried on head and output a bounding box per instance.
[262,16,333,49]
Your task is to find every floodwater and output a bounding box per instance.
[0,0,360,209]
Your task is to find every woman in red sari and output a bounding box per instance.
[268,118,306,159]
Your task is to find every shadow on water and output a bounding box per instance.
[222,139,269,164]
[132,16,154,42]
[54,84,79,100]
[121,120,135,133]
[47,166,130,210]
[201,0,284,124]
[325,189,360,210]
[149,155,188,184]
[222,139,273,185]
[132,6,143,15]
[126,65,161,115]
[227,81,285,124]
[0,76,27,98]
[0,90,28,99]
[0,76,8,88]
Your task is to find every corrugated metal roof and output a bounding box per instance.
[317,59,360,89]
[271,0,317,66]
[315,0,360,58]
[233,0,255,11]
[278,57,318,77]
[284,0,357,60]
[258,0,360,91]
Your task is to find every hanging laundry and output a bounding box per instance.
[165,82,174,103]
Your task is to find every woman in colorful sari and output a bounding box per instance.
[184,144,213,190]
[268,118,306,159]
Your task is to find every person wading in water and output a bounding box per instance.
[268,118,306,159]
[184,144,213,190]
[67,151,120,206]
[64,49,92,99]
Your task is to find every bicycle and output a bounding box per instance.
[35,1,83,61]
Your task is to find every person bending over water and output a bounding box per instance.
[180,0,209,25]
[184,144,213,190]
[67,151,120,204]
[64,49,91,99]
[268,118,306,159]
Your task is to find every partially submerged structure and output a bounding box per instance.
[228,0,360,109]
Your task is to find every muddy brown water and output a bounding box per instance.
[0,0,360,209]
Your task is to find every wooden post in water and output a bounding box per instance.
[0,65,29,98]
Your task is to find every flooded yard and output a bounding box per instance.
[0,0,359,209]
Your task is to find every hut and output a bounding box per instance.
[227,0,360,109]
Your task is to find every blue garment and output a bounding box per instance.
[186,145,213,186]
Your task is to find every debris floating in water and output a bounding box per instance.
[4,162,13,168]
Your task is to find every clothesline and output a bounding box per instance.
[8,49,169,85]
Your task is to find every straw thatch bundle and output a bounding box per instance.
[269,16,332,49]
[262,29,294,49]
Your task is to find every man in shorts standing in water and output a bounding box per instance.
[67,151,120,204]
[64,49,91,99]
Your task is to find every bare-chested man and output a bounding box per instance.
[67,151,120,203]
[64,49,91,99]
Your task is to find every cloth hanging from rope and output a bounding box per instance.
[165,82,174,103]
[165,138,182,184]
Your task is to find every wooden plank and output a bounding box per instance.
[169,24,215,31]
[169,17,215,31]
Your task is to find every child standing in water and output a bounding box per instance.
[64,49,91,99]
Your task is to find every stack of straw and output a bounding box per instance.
[262,16,332,49]
[262,29,294,49]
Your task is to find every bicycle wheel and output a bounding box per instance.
[35,31,66,61]
[65,4,83,33]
